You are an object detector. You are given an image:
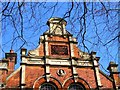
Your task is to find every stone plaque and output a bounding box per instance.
[51,45,68,55]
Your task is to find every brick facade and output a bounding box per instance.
[0,17,120,90]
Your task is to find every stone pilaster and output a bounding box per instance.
[69,36,78,82]
[20,48,27,88]
[44,35,50,82]
[91,52,102,89]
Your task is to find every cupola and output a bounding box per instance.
[46,17,67,35]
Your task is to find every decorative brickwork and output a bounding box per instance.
[0,17,119,89]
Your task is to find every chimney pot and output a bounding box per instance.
[10,50,14,53]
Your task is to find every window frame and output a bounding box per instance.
[39,82,57,90]
[68,83,85,90]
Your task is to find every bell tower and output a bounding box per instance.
[46,17,67,36]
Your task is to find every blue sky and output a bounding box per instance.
[1,2,119,74]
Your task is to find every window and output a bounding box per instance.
[40,83,57,90]
[51,45,68,55]
[68,83,85,90]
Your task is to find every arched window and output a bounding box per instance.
[39,83,57,90]
[68,83,85,90]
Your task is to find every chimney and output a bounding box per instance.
[5,50,17,75]
[0,59,8,88]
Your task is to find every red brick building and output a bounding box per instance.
[0,17,120,90]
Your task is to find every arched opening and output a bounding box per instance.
[68,83,85,90]
[63,77,90,90]
[39,82,57,90]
